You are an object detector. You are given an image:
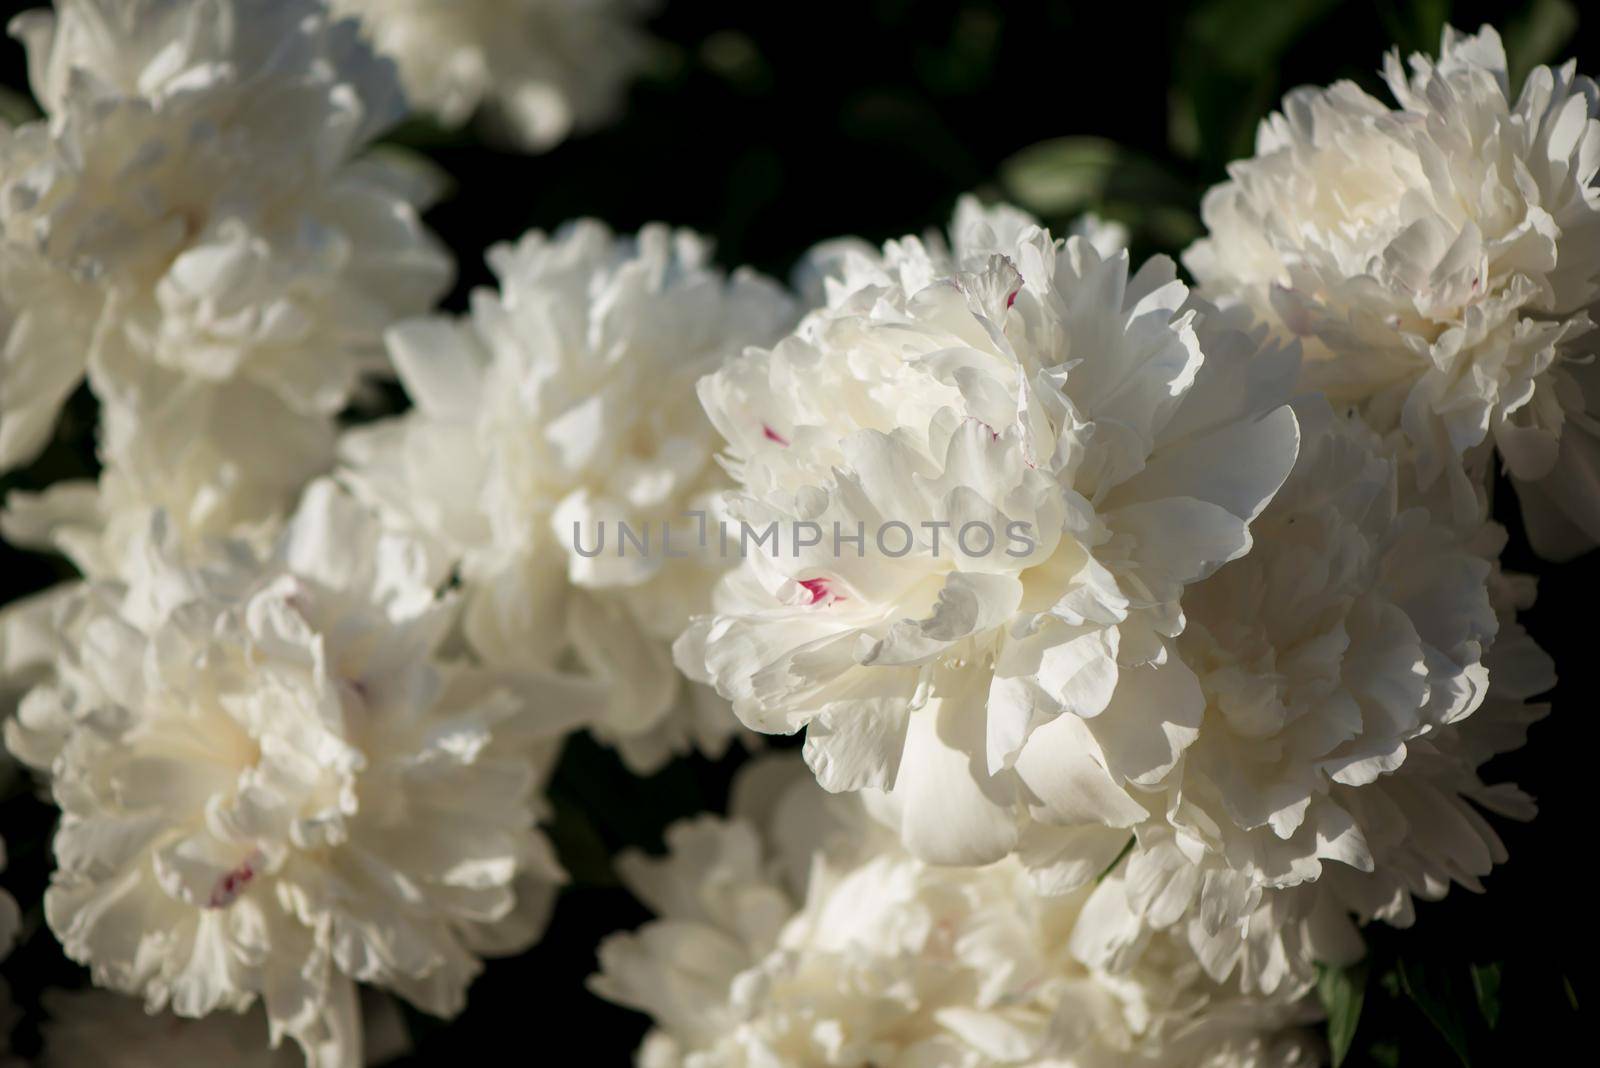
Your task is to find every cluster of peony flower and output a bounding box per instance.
[0,7,1578,1066]
[674,175,1557,1019]
[674,21,1565,1049]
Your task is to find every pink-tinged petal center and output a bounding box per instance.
[763,424,790,446]
[799,577,844,606]
[207,851,263,909]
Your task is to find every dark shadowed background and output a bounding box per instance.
[1,1,1593,1064]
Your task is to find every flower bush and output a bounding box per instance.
[0,2,1586,1065]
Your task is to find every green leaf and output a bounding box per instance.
[1374,0,1453,56]
[1317,959,1369,1066]
[1471,962,1503,1030]
[1000,137,1193,219]
[1185,0,1342,75]
[1504,0,1578,91]
[1398,958,1476,1066]
[1095,836,1135,884]
[546,796,619,888]
[0,85,40,126]
[381,115,476,150]
[1369,1040,1401,1068]
[1168,0,1339,165]
[1102,202,1204,250]
[700,31,772,93]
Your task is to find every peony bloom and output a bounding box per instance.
[677,200,1301,866]
[4,481,595,1068]
[1067,407,1553,996]
[0,0,450,511]
[330,0,657,151]
[1185,25,1600,555]
[591,758,1321,1067]
[342,220,795,772]
[34,987,411,1067]
[3,376,336,582]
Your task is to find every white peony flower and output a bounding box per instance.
[3,376,336,583]
[34,987,412,1068]
[0,0,451,473]
[677,199,1302,867]
[330,0,657,151]
[4,480,596,1068]
[1068,413,1553,996]
[1185,25,1600,553]
[591,758,1321,1068]
[1150,402,1497,910]
[342,220,795,772]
